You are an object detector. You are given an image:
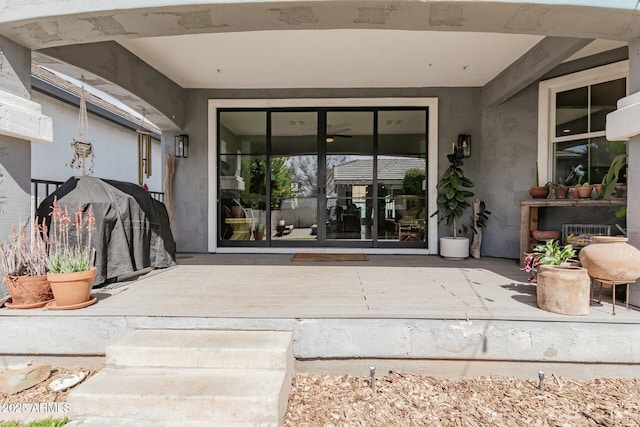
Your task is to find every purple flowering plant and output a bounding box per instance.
[522,239,576,283]
[522,253,541,283]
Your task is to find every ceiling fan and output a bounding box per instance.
[326,125,352,143]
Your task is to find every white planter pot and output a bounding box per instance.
[439,237,469,260]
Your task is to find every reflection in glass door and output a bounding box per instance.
[217,107,428,248]
[377,110,427,245]
[325,111,374,242]
[271,112,319,244]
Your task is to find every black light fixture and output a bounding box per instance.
[175,134,189,158]
[457,134,471,158]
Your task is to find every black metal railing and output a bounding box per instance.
[148,191,164,203]
[31,179,165,217]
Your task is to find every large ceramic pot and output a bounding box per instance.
[440,237,469,260]
[536,265,590,315]
[47,267,97,307]
[578,237,640,282]
[4,275,53,308]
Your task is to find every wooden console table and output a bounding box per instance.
[519,199,626,265]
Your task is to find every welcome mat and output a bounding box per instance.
[291,253,368,262]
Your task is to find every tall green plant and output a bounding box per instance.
[402,168,426,195]
[431,147,474,238]
[599,153,627,199]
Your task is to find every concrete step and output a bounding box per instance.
[107,329,293,370]
[68,367,290,424]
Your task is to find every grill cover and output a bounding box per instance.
[36,176,176,285]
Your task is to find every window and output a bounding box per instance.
[538,62,628,186]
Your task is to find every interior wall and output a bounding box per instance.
[173,88,482,253]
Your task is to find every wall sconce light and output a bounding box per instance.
[137,129,152,186]
[175,134,189,158]
[457,134,471,158]
[325,136,335,143]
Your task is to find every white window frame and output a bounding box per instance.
[537,61,628,184]
[207,97,439,254]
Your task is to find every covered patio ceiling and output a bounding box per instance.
[118,31,626,89]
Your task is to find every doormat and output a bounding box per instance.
[291,253,368,262]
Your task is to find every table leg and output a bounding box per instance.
[519,205,530,267]
[626,283,630,310]
[613,283,616,315]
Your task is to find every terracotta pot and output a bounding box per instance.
[536,265,590,315]
[579,239,640,282]
[529,186,549,199]
[554,186,569,199]
[576,185,593,198]
[254,230,265,240]
[47,267,97,307]
[231,206,243,218]
[5,275,52,306]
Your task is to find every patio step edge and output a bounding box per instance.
[106,329,293,370]
[68,330,293,425]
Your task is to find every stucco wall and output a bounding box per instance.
[479,50,629,259]
[31,91,163,192]
[479,84,538,258]
[172,88,482,253]
[0,136,31,240]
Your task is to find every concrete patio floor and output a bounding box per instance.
[2,254,640,379]
[22,253,640,321]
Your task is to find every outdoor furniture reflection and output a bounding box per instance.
[397,220,425,241]
[225,218,254,240]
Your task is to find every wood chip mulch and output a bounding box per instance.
[4,368,640,426]
[282,372,640,427]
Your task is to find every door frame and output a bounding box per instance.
[208,97,439,254]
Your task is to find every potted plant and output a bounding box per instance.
[598,153,627,199]
[551,169,576,199]
[529,162,550,198]
[431,146,474,259]
[44,199,98,309]
[575,182,592,198]
[523,240,590,315]
[0,222,52,308]
[254,223,266,241]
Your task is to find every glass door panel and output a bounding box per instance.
[219,111,267,244]
[325,111,373,241]
[378,110,427,243]
[218,107,429,248]
[271,111,319,242]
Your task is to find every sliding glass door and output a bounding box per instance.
[217,108,427,248]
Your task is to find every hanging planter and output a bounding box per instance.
[73,140,93,158]
[66,78,95,176]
